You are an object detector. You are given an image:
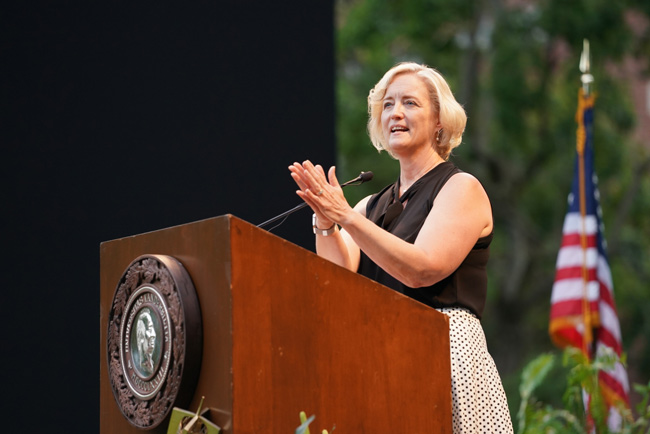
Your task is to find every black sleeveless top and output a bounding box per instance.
[357,161,492,319]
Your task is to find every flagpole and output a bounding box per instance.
[578,39,594,357]
[550,39,631,430]
[580,39,594,98]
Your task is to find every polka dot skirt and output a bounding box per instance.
[437,307,513,434]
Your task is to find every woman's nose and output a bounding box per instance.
[391,103,404,118]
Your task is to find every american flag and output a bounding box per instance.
[549,88,630,428]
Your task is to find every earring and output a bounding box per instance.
[436,128,444,143]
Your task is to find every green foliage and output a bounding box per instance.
[517,348,650,433]
[518,353,563,433]
[336,0,650,421]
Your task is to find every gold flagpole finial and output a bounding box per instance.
[580,39,594,96]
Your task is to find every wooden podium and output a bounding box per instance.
[100,215,452,433]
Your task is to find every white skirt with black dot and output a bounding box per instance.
[436,307,513,434]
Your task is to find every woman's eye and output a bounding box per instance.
[383,101,393,109]
[405,100,417,106]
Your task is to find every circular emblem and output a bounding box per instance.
[107,255,202,429]
[121,286,172,399]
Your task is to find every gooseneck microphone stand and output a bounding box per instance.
[257,171,373,231]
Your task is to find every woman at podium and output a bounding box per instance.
[289,62,513,433]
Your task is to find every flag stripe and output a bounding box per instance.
[560,233,598,248]
[554,266,597,282]
[562,213,598,234]
[550,279,599,303]
[555,245,599,269]
[600,370,630,402]
[599,300,622,344]
[596,327,622,354]
[549,300,598,319]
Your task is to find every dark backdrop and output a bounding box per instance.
[3,2,334,430]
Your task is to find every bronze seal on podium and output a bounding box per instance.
[106,254,202,429]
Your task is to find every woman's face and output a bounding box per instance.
[381,73,438,156]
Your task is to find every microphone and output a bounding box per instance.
[257,171,374,230]
[340,170,374,187]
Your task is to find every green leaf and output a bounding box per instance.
[520,353,556,399]
[518,353,556,433]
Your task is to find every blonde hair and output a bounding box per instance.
[367,62,467,160]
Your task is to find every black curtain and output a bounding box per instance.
[3,2,334,430]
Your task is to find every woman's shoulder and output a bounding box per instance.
[445,171,486,194]
[438,172,491,212]
[440,171,493,236]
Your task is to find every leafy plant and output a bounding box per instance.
[517,348,650,433]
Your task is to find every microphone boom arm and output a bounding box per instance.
[257,171,373,230]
